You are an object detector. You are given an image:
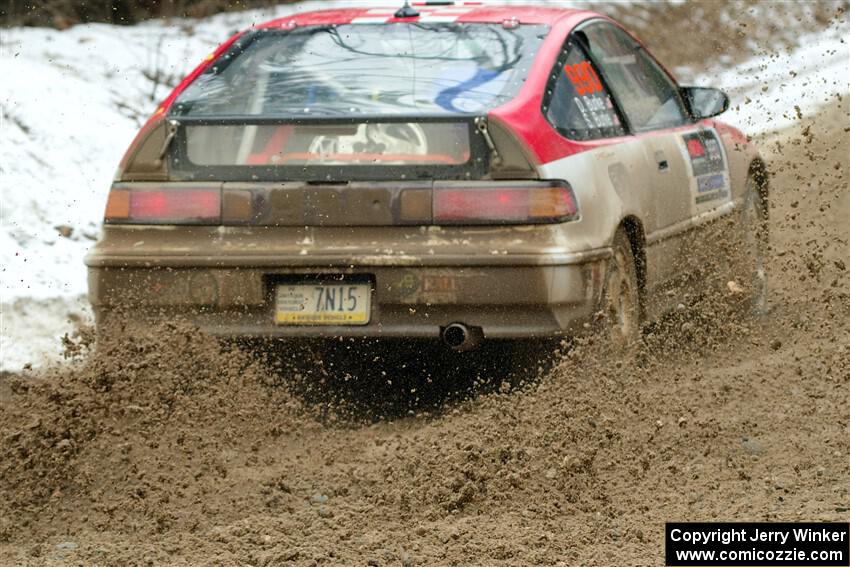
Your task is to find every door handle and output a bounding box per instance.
[654,149,669,172]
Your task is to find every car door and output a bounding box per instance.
[575,21,704,292]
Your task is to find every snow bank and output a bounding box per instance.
[1,2,848,370]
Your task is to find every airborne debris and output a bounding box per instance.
[727,281,746,294]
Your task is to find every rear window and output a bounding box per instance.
[167,23,546,180]
[172,23,547,117]
[183,122,471,167]
[171,118,486,181]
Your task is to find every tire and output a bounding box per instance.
[598,228,642,349]
[740,174,769,317]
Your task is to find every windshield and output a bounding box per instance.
[172,23,548,117]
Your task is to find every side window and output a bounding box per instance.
[543,41,625,141]
[579,22,688,132]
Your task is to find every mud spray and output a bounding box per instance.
[1,2,848,565]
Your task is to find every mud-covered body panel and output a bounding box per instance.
[89,266,599,339]
[87,223,608,338]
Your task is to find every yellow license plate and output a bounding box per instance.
[275,283,371,325]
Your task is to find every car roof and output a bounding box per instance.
[256,4,583,28]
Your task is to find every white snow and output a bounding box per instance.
[687,21,849,136]
[1,2,848,371]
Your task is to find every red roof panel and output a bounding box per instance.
[256,4,581,28]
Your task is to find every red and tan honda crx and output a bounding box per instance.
[87,2,768,351]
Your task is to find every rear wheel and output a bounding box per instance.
[598,228,641,349]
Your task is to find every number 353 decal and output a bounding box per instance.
[565,61,603,96]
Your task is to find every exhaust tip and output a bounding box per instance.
[441,323,482,352]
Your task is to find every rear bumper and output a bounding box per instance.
[87,249,610,340]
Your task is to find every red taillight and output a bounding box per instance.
[130,190,219,220]
[105,185,221,224]
[432,181,578,224]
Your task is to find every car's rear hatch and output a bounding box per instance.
[106,22,572,227]
[162,22,548,184]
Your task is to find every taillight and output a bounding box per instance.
[431,180,578,224]
[104,184,221,224]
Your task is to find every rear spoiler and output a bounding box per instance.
[118,113,538,183]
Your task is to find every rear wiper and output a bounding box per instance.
[157,119,179,163]
[474,116,502,166]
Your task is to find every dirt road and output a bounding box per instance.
[1,5,848,566]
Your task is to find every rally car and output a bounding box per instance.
[86,2,768,351]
